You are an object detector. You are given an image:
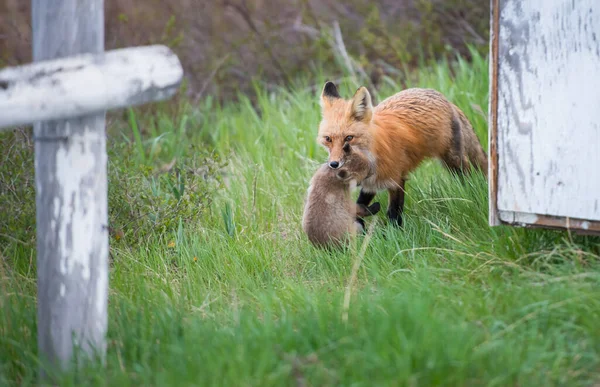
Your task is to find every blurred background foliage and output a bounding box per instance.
[0,0,489,101]
[0,0,490,247]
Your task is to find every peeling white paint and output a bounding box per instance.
[54,126,101,281]
[53,198,60,219]
[581,221,590,230]
[96,265,108,316]
[0,45,183,130]
[51,197,60,233]
[496,1,600,222]
[22,0,182,371]
[36,180,42,197]
[499,210,539,225]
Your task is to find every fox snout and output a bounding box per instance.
[329,160,342,169]
[327,142,353,169]
[327,149,345,169]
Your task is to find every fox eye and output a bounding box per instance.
[345,135,354,142]
[324,136,332,143]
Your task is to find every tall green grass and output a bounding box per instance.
[1,50,600,386]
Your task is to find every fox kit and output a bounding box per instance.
[317,81,487,227]
[302,148,380,248]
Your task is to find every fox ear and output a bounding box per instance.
[350,86,373,122]
[320,81,340,109]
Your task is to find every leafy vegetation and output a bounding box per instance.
[1,0,489,100]
[1,50,600,386]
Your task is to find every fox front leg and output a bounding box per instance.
[386,179,406,228]
[356,189,375,207]
[355,201,381,235]
[356,202,381,218]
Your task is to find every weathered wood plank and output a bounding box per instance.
[32,0,108,373]
[498,210,600,235]
[0,45,183,130]
[488,0,501,226]
[496,0,600,222]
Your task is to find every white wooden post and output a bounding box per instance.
[32,0,108,372]
[0,0,183,374]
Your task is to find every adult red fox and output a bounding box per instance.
[302,146,380,248]
[317,81,487,227]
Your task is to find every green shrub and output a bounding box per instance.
[107,108,227,246]
[0,106,226,255]
[0,129,36,249]
[2,0,489,100]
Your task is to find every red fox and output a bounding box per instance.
[302,147,380,248]
[317,81,488,227]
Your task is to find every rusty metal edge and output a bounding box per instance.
[498,210,600,236]
[488,0,501,226]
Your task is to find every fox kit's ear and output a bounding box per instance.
[350,86,373,122]
[320,81,341,110]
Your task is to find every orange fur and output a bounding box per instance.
[317,82,488,225]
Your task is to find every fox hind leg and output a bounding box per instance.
[443,111,489,178]
[461,128,488,177]
[441,116,470,179]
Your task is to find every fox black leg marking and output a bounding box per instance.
[443,116,468,179]
[387,179,406,227]
[366,202,381,215]
[450,116,463,161]
[356,191,378,231]
[440,116,471,182]
[357,190,375,207]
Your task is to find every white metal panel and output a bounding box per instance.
[496,0,600,222]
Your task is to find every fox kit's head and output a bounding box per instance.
[317,81,373,170]
[334,144,371,183]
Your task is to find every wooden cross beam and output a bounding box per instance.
[0,0,183,375]
[0,45,183,129]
